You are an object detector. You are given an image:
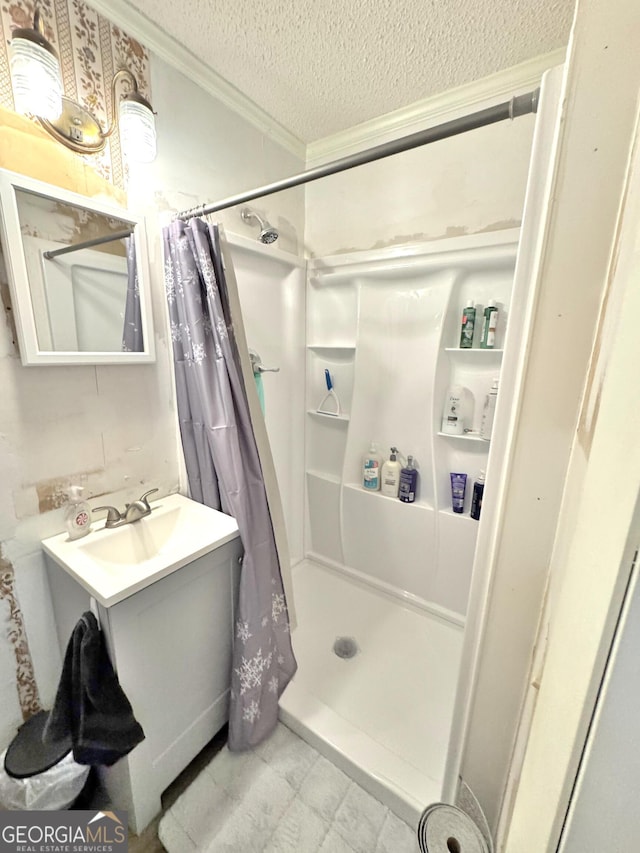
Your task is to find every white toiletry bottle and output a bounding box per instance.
[363,442,382,491]
[441,385,465,435]
[381,447,401,497]
[64,486,92,540]
[480,378,499,440]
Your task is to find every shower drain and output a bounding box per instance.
[333,636,359,659]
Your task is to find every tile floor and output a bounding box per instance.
[158,723,421,853]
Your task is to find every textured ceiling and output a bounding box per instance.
[123,0,575,143]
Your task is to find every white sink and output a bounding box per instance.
[42,493,240,607]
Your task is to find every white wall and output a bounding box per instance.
[0,52,304,751]
[305,111,535,258]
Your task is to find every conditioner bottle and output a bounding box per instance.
[480,301,499,349]
[399,456,418,503]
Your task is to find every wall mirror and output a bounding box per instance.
[0,169,155,365]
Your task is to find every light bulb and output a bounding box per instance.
[119,96,156,163]
[10,36,63,121]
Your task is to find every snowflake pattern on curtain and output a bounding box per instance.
[162,219,297,749]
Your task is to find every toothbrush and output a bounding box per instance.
[317,369,341,416]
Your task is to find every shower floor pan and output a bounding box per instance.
[279,558,464,828]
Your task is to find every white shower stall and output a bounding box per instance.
[228,67,562,830]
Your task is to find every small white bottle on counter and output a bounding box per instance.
[64,486,92,540]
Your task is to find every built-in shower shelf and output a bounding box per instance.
[307,344,356,354]
[439,508,479,522]
[307,409,350,422]
[306,470,342,485]
[344,483,434,510]
[437,431,488,443]
[444,347,504,353]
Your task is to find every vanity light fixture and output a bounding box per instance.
[9,7,157,163]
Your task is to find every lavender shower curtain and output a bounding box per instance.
[163,219,297,750]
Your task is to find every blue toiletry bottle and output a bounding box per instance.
[399,455,418,503]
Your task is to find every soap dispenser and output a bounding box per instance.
[64,486,91,540]
[381,447,401,497]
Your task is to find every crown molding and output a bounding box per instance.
[87,0,306,160]
[306,49,566,167]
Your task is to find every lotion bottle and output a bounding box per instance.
[64,486,91,540]
[381,447,401,497]
[363,442,382,491]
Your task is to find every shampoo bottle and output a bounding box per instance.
[480,301,499,349]
[381,447,401,497]
[399,455,418,503]
[470,470,486,520]
[363,442,382,491]
[64,486,91,540]
[459,301,476,348]
[480,378,499,441]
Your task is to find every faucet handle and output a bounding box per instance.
[138,488,159,509]
[93,505,122,526]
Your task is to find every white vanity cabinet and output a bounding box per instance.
[45,533,242,833]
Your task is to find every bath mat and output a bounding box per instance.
[159,722,420,852]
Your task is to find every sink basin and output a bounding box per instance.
[42,493,240,607]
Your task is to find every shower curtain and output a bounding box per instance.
[163,219,297,750]
[122,236,143,352]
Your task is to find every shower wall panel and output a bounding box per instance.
[230,234,306,565]
[305,232,518,620]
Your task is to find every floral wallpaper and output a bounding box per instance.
[0,550,42,721]
[0,0,151,189]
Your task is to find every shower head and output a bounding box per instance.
[240,208,279,244]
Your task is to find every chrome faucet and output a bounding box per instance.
[93,489,159,529]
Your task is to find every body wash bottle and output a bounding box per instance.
[399,456,418,503]
[65,486,91,540]
[363,442,382,491]
[381,447,401,497]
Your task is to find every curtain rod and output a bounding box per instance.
[43,229,132,260]
[176,89,540,222]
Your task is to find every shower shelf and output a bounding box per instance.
[306,470,341,485]
[344,483,434,510]
[439,508,478,522]
[307,409,350,422]
[444,347,504,353]
[307,344,356,353]
[437,431,488,443]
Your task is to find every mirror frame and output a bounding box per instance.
[0,168,155,365]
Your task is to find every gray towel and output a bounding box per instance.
[43,612,144,766]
